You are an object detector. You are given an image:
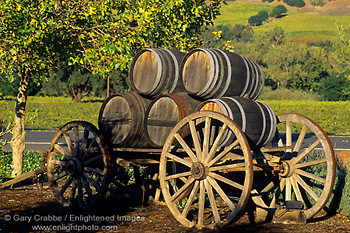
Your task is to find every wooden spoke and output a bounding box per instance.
[296,169,326,184]
[207,140,239,167]
[84,167,105,176]
[83,154,103,166]
[69,180,77,205]
[63,132,73,153]
[81,128,90,156]
[160,111,253,229]
[47,121,111,209]
[285,178,292,200]
[290,175,303,202]
[269,178,286,209]
[259,180,276,195]
[59,177,73,195]
[286,121,292,152]
[293,125,307,152]
[77,178,84,208]
[170,177,195,202]
[198,180,205,228]
[295,158,327,169]
[83,173,102,193]
[165,152,192,167]
[294,174,319,202]
[204,179,221,225]
[52,171,68,181]
[206,123,228,163]
[82,176,94,202]
[181,180,200,218]
[209,172,244,191]
[165,171,191,181]
[53,144,70,157]
[202,116,211,158]
[252,113,335,220]
[207,176,235,211]
[174,133,198,162]
[189,120,202,160]
[73,126,80,157]
[292,140,320,164]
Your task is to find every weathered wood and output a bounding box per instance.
[98,92,151,148]
[252,113,336,221]
[144,92,200,148]
[197,96,277,148]
[181,49,264,100]
[129,49,186,98]
[159,111,253,229]
[0,166,47,189]
[47,121,111,209]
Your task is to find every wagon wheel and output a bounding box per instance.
[254,113,336,220]
[47,121,111,209]
[159,111,253,229]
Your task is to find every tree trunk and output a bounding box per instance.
[11,70,29,177]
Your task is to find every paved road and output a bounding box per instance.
[1,130,350,152]
[2,129,57,152]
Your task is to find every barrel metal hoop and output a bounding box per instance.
[146,49,163,96]
[214,98,234,146]
[164,49,180,94]
[255,102,267,147]
[254,64,265,100]
[196,49,217,97]
[259,102,277,146]
[224,97,247,132]
[249,60,260,99]
[238,55,251,97]
[214,49,232,98]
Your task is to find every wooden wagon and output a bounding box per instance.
[46,48,336,229]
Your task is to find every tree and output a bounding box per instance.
[283,0,306,8]
[320,72,350,101]
[270,5,287,18]
[0,1,60,176]
[248,10,269,26]
[0,0,223,176]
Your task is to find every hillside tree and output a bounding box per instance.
[0,0,224,176]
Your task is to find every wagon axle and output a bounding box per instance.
[191,162,208,180]
[65,158,83,178]
[46,112,335,229]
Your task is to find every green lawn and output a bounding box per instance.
[215,3,350,40]
[1,97,350,134]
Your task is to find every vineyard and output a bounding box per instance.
[1,97,349,134]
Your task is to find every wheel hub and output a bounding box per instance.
[280,161,294,178]
[65,158,83,177]
[191,162,208,180]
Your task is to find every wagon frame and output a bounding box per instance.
[46,110,336,229]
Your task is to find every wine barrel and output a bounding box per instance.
[197,96,276,148]
[144,92,200,148]
[98,92,151,148]
[180,48,264,100]
[129,49,186,98]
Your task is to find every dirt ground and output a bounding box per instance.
[1,182,350,233]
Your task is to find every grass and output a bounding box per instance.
[1,96,350,134]
[215,3,350,40]
[0,96,104,129]
[262,100,350,134]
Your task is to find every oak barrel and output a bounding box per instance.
[98,92,151,148]
[181,48,264,100]
[129,49,186,98]
[144,92,200,148]
[197,96,276,148]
